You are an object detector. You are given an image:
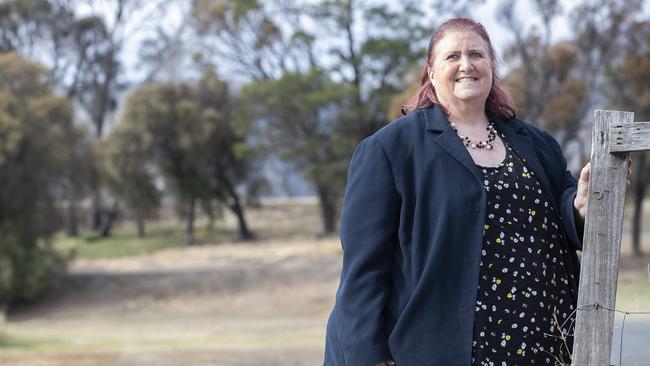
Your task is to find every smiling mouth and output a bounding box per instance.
[456,77,478,83]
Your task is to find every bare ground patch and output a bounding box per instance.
[2,199,649,365]
[2,201,342,366]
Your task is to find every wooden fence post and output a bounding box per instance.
[571,110,635,365]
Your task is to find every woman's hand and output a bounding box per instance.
[573,162,590,222]
[573,160,632,222]
[375,361,396,366]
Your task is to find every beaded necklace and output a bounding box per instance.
[450,121,497,150]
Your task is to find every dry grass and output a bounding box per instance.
[1,198,648,366]
[1,199,341,366]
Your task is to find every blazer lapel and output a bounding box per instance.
[422,106,555,202]
[423,106,483,183]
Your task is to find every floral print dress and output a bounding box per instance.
[470,139,576,366]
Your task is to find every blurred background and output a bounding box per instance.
[0,0,649,365]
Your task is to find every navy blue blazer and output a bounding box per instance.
[324,105,583,366]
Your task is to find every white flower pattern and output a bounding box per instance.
[471,140,576,366]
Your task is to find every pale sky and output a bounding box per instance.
[73,0,569,80]
[75,0,648,84]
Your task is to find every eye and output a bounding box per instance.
[446,54,459,60]
[470,51,484,58]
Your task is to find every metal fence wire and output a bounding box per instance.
[568,302,650,366]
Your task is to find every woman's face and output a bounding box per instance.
[429,30,493,110]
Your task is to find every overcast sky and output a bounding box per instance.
[75,0,649,85]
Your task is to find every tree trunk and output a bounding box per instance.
[228,197,255,241]
[0,303,7,325]
[316,183,337,235]
[631,152,647,256]
[219,174,255,241]
[99,203,119,238]
[226,191,254,241]
[185,197,195,245]
[90,191,102,231]
[64,199,79,237]
[202,200,215,233]
[136,213,145,238]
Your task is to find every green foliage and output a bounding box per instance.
[121,82,211,205]
[117,70,256,240]
[243,69,353,168]
[242,70,356,232]
[223,1,429,232]
[0,53,75,304]
[103,118,161,228]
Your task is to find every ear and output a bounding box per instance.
[427,67,435,87]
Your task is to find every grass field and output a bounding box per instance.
[0,198,648,366]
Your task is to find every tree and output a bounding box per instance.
[0,52,77,306]
[190,0,307,81]
[0,0,147,237]
[499,0,646,254]
[242,70,355,234]
[119,71,255,243]
[57,121,94,237]
[297,1,430,233]
[0,0,76,68]
[0,0,89,236]
[197,71,257,240]
[603,19,650,256]
[504,40,588,142]
[192,0,430,234]
[498,0,642,148]
[69,5,130,235]
[310,0,430,138]
[103,122,161,237]
[120,83,208,244]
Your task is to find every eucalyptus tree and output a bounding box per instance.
[0,0,88,235]
[242,70,355,233]
[103,122,161,238]
[603,19,650,256]
[0,0,147,236]
[0,52,78,306]
[190,0,430,234]
[498,0,643,146]
[119,70,255,243]
[497,0,647,253]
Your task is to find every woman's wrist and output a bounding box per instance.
[573,195,586,228]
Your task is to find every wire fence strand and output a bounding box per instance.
[573,302,650,366]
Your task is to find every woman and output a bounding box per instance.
[324,18,593,366]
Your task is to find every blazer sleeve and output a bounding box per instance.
[542,131,584,251]
[334,136,400,365]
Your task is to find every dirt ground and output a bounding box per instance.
[1,198,649,366]
[1,199,341,366]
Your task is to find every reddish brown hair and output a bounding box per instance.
[401,18,516,120]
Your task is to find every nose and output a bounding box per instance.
[459,55,474,72]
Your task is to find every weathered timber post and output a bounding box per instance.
[571,110,638,365]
